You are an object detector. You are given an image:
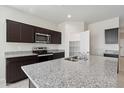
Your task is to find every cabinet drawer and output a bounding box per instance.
[53,52,65,59]
[7,55,38,62]
[38,55,53,62]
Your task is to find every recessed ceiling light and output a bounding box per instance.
[67,14,72,18]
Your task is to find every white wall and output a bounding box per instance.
[88,17,119,56]
[0,6,62,80]
[69,33,80,41]
[58,22,84,57]
[80,31,90,54]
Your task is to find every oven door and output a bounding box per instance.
[38,54,53,62]
[35,33,51,43]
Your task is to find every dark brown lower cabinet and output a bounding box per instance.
[6,52,65,84]
[38,55,53,62]
[6,55,38,84]
[53,52,65,59]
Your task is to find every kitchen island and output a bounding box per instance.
[22,55,118,88]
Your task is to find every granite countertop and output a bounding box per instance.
[22,55,118,88]
[5,50,65,58]
[104,50,119,55]
[5,51,37,58]
[47,49,65,53]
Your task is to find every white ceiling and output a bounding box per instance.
[7,5,124,26]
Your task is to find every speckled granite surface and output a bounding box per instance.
[47,50,65,53]
[22,55,118,88]
[5,50,64,58]
[5,51,37,58]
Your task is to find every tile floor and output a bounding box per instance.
[0,79,28,88]
[0,57,124,88]
[117,57,124,88]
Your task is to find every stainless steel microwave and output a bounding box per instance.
[35,33,51,44]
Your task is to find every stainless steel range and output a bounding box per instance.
[32,47,53,62]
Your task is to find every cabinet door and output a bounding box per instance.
[50,31,61,44]
[56,32,61,44]
[21,24,35,43]
[53,52,64,59]
[7,20,21,42]
[35,27,48,34]
[49,31,55,44]
[6,60,27,83]
[6,56,38,83]
[38,55,53,62]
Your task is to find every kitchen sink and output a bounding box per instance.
[65,56,87,62]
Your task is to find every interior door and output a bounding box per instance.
[80,31,90,55]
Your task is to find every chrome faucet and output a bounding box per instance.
[77,52,88,60]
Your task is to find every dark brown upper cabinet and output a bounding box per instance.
[35,27,50,34]
[21,24,35,43]
[7,20,21,42]
[7,20,35,43]
[35,26,46,33]
[56,32,61,44]
[6,19,61,44]
[34,27,61,44]
[50,30,61,44]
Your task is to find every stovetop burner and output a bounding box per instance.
[33,51,48,55]
[32,47,48,55]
